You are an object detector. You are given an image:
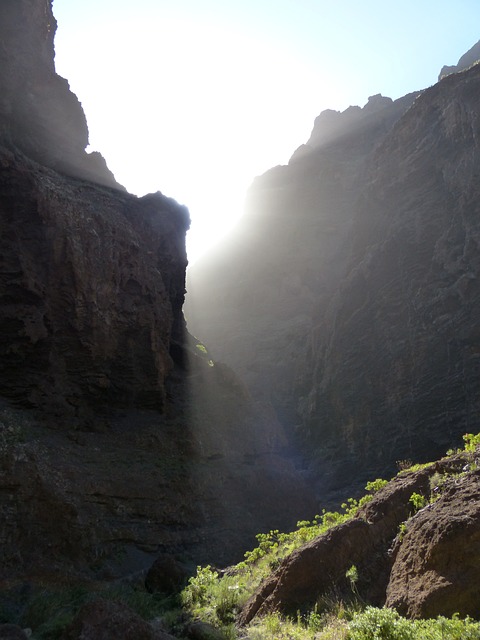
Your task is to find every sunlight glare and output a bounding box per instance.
[54,13,326,263]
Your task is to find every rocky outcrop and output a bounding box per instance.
[438,39,480,80]
[290,93,416,161]
[187,47,480,493]
[0,0,189,417]
[62,599,175,640]
[0,0,120,188]
[0,147,189,417]
[386,468,480,618]
[239,450,479,623]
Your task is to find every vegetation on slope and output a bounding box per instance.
[177,433,480,639]
[1,435,479,639]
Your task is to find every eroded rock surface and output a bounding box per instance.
[386,468,480,618]
[0,0,120,188]
[0,148,189,417]
[0,0,317,582]
[187,47,480,494]
[240,452,478,624]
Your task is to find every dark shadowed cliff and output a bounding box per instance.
[0,0,120,188]
[0,0,316,583]
[187,43,480,494]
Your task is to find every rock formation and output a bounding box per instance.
[385,466,480,618]
[0,0,120,188]
[239,446,480,623]
[187,42,480,494]
[62,599,175,640]
[438,39,480,79]
[0,0,316,583]
[0,150,189,417]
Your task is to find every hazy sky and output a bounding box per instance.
[52,0,480,263]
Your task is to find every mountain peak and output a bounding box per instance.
[438,39,480,80]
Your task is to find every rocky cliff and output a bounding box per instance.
[240,443,480,625]
[187,43,480,493]
[0,0,119,188]
[0,0,315,583]
[0,0,189,417]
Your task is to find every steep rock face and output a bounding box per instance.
[291,93,415,161]
[187,92,417,431]
[302,64,480,486]
[0,362,316,579]
[187,52,480,493]
[0,0,317,580]
[0,147,188,416]
[0,0,119,188]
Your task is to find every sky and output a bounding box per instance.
[52,0,480,264]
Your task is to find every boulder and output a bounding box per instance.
[61,599,172,640]
[145,554,189,594]
[183,620,224,640]
[386,469,480,618]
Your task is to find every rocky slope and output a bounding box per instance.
[0,0,315,583]
[187,42,480,493]
[240,444,480,624]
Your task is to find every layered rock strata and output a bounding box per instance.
[0,0,316,580]
[187,45,480,492]
[0,147,189,417]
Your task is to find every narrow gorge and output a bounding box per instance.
[0,0,314,584]
[1,1,480,637]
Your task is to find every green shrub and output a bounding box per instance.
[408,492,427,513]
[347,606,414,639]
[463,433,480,452]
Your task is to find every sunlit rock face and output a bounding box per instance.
[187,47,480,494]
[0,0,316,580]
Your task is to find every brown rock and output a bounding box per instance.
[145,554,188,594]
[0,148,189,417]
[386,469,480,618]
[61,599,168,640]
[183,620,224,640]
[239,454,472,624]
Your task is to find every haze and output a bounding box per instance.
[53,0,480,264]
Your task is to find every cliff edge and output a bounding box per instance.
[0,0,316,582]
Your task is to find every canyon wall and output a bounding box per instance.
[0,0,315,581]
[187,46,480,492]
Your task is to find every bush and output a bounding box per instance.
[347,607,414,639]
